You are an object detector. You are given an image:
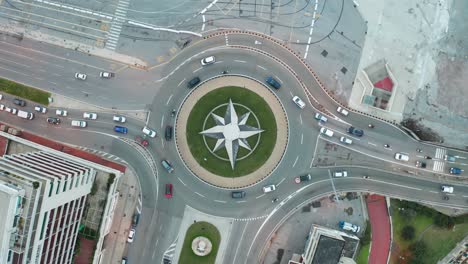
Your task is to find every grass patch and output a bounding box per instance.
[186,86,277,177]
[179,221,221,264]
[0,78,50,105]
[356,243,370,264]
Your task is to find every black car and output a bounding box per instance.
[46,117,61,125]
[187,77,201,89]
[13,98,26,107]
[231,191,246,199]
[165,125,173,141]
[347,126,364,137]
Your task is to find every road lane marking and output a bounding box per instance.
[234,60,246,63]
[177,177,186,186]
[289,91,294,97]
[277,177,286,186]
[236,200,246,203]
[232,224,249,264]
[177,78,185,87]
[274,75,283,84]
[194,192,205,197]
[166,94,173,105]
[160,115,164,128]
[299,114,303,125]
[292,156,299,167]
[0,65,29,76]
[214,60,223,64]
[257,65,267,71]
[256,194,265,199]
[300,133,303,144]
[214,200,227,203]
[48,81,57,85]
[0,57,31,68]
[429,191,438,194]
[368,142,377,146]
[309,159,314,168]
[303,0,319,59]
[193,67,203,73]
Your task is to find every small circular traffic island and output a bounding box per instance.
[176,76,288,188]
[179,221,220,264]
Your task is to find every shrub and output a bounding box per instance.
[401,225,415,241]
[433,213,454,229]
[106,173,115,190]
[409,241,427,264]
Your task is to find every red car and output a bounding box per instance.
[165,184,173,198]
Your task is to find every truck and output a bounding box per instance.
[339,221,361,233]
[17,110,34,120]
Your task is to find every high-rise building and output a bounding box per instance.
[0,150,96,264]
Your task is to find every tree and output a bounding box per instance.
[409,241,427,263]
[434,213,454,229]
[401,225,415,241]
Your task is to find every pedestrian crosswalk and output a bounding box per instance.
[433,148,446,172]
[162,241,177,263]
[106,0,130,50]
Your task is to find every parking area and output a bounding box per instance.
[263,193,367,264]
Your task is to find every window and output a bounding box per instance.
[49,182,54,197]
[56,181,60,194]
[40,212,48,240]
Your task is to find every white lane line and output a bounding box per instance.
[299,114,303,125]
[195,192,205,197]
[166,94,173,106]
[177,78,186,87]
[304,0,319,59]
[160,115,164,129]
[258,65,267,71]
[309,159,314,168]
[256,194,265,199]
[429,191,438,194]
[274,75,283,84]
[236,200,246,203]
[193,67,203,73]
[292,156,299,167]
[232,224,249,264]
[0,57,31,68]
[177,177,186,186]
[214,200,227,203]
[368,142,377,146]
[463,195,468,198]
[289,91,294,97]
[277,177,286,186]
[214,61,223,64]
[0,65,29,76]
[48,81,57,85]
[301,134,304,144]
[52,73,61,77]
[234,60,246,63]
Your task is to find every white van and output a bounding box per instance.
[337,107,349,116]
[71,120,87,128]
[320,127,334,137]
[17,110,34,120]
[334,171,348,177]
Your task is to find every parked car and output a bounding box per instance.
[340,137,353,144]
[231,191,246,199]
[132,213,140,227]
[334,171,348,177]
[134,135,149,147]
[99,71,114,78]
[337,107,349,116]
[395,153,409,161]
[415,161,427,168]
[320,127,334,137]
[113,115,126,123]
[161,160,174,173]
[0,104,5,111]
[127,229,135,243]
[441,185,454,193]
[314,113,328,122]
[47,117,61,125]
[13,98,26,107]
[114,126,128,134]
[339,221,360,233]
[34,106,47,113]
[444,155,456,162]
[71,120,87,128]
[450,167,463,175]
[347,126,363,137]
[292,96,306,109]
[142,126,157,138]
[263,185,276,193]
[83,112,97,119]
[201,56,215,65]
[56,109,68,116]
[265,76,281,89]
[75,73,87,80]
[187,77,201,89]
[165,125,173,141]
[165,184,173,198]
[5,107,18,115]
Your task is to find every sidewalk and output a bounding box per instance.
[366,194,391,264]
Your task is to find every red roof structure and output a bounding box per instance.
[373,76,394,92]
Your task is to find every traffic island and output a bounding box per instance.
[179,221,221,264]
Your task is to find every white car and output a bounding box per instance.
[441,185,454,193]
[83,112,98,120]
[113,115,126,123]
[142,126,157,138]
[201,56,215,65]
[320,127,334,137]
[5,107,17,114]
[395,153,409,161]
[0,104,5,111]
[334,171,348,177]
[75,73,87,80]
[314,113,328,123]
[292,96,306,109]
[71,120,87,127]
[340,137,353,144]
[34,106,47,113]
[262,184,276,193]
[337,106,349,116]
[99,71,114,78]
[56,109,68,116]
[127,228,135,243]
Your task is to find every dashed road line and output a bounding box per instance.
[304,0,319,59]
[257,65,267,71]
[292,156,299,167]
[195,191,205,197]
[256,194,265,199]
[166,94,173,106]
[177,177,186,186]
[214,200,227,203]
[177,78,186,87]
[234,59,246,63]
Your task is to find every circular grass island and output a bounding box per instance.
[186,86,277,177]
[179,221,221,264]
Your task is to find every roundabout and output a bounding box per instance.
[175,76,289,188]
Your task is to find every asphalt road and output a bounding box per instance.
[1,31,468,264]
